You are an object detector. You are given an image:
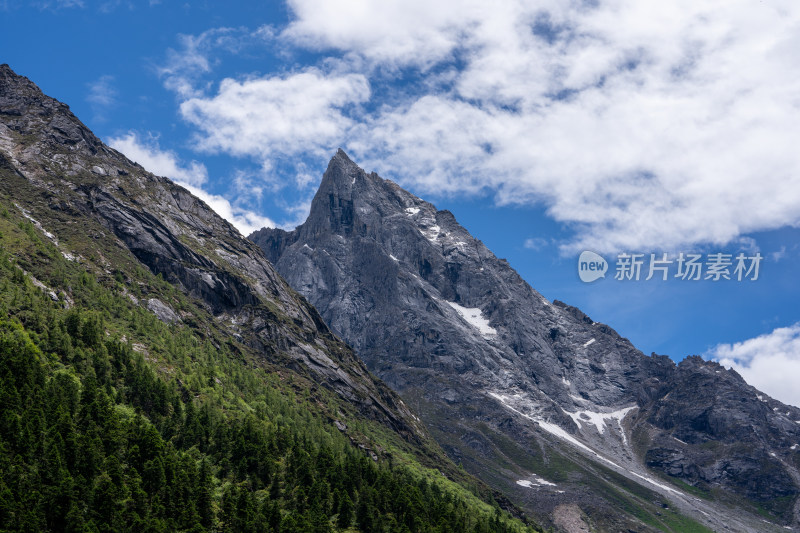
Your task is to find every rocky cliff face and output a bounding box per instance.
[0,64,424,441]
[253,150,800,532]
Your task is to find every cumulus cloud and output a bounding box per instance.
[179,69,369,163]
[282,0,487,69]
[707,324,800,408]
[108,132,275,234]
[279,0,800,254]
[157,1,800,253]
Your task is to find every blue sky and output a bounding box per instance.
[2,0,800,405]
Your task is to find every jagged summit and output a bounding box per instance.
[321,148,359,189]
[309,149,454,240]
[253,152,800,532]
[330,146,356,168]
[317,148,390,202]
[305,148,367,235]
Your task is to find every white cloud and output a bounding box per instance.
[282,0,487,69]
[524,237,549,251]
[707,323,800,408]
[771,246,787,262]
[34,0,84,9]
[278,0,800,254]
[275,196,313,230]
[158,30,222,98]
[178,182,276,236]
[179,69,369,163]
[86,75,116,120]
[158,27,268,98]
[109,131,208,187]
[108,132,275,235]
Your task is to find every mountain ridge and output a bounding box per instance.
[253,149,800,532]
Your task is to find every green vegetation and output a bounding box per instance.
[0,201,539,532]
[574,461,713,533]
[663,476,710,500]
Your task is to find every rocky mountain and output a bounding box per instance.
[0,64,421,437]
[0,64,537,531]
[252,149,800,532]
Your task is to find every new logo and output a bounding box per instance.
[578,251,608,283]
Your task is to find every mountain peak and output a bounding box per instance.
[333,147,353,163]
[255,155,800,532]
[320,148,363,191]
[306,151,362,236]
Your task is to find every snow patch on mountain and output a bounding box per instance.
[629,472,682,496]
[565,406,636,445]
[488,392,599,456]
[420,225,441,242]
[490,392,687,497]
[516,475,557,488]
[446,301,497,337]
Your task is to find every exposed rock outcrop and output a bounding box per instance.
[253,149,800,532]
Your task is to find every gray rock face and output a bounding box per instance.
[146,298,180,324]
[0,64,424,442]
[253,149,800,531]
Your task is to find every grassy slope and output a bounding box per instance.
[0,183,540,533]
